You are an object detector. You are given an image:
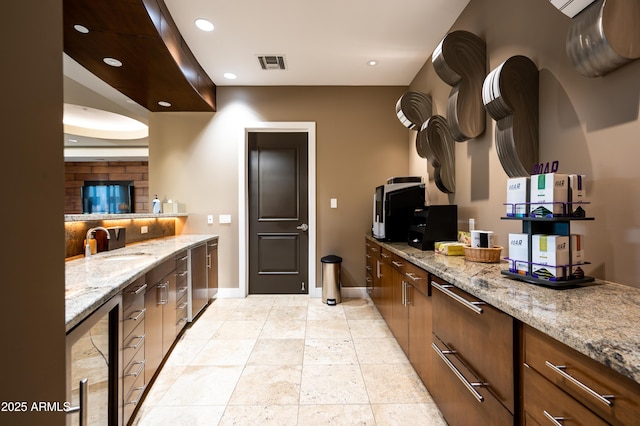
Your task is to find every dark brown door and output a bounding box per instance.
[248,131,309,294]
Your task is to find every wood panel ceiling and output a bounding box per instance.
[63,0,216,112]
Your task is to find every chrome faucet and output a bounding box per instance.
[85,227,111,257]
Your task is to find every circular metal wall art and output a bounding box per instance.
[396,91,433,130]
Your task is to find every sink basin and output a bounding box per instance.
[100,252,152,261]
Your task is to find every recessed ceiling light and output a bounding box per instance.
[224,72,237,80]
[158,101,172,107]
[103,57,123,67]
[367,60,378,66]
[195,18,214,32]
[74,24,89,34]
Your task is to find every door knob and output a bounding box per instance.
[297,224,309,232]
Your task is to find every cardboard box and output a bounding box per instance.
[530,173,569,217]
[508,233,529,275]
[506,177,529,217]
[435,241,466,256]
[570,234,585,277]
[532,235,569,280]
[569,174,587,216]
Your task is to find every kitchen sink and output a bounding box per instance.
[100,252,152,261]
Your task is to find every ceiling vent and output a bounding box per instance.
[257,55,286,70]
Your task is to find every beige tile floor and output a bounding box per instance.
[131,295,446,425]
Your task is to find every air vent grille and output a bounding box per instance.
[257,55,286,70]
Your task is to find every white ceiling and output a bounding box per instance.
[165,0,471,86]
[63,0,471,159]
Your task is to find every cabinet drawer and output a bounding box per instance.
[365,240,380,257]
[432,276,515,413]
[123,302,146,339]
[524,325,640,425]
[176,250,189,273]
[123,320,145,368]
[122,277,147,312]
[403,260,429,297]
[123,369,146,423]
[123,345,145,398]
[176,274,189,300]
[523,363,607,426]
[431,336,514,426]
[380,247,393,264]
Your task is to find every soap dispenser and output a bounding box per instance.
[152,194,161,214]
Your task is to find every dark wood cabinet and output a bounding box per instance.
[207,239,218,300]
[144,257,176,382]
[405,262,432,389]
[431,275,515,425]
[523,324,640,426]
[190,243,208,320]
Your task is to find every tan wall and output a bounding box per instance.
[409,0,640,287]
[2,0,66,423]
[149,86,408,290]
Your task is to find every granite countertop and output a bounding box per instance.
[65,212,188,222]
[367,235,640,386]
[65,234,218,332]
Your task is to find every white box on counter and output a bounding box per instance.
[508,233,529,275]
[569,174,587,216]
[530,173,569,217]
[532,235,569,280]
[506,177,529,217]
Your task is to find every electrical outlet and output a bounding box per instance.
[141,226,148,234]
[207,215,214,224]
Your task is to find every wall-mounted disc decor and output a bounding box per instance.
[432,30,487,142]
[395,91,433,130]
[566,0,640,77]
[482,56,539,178]
[418,115,456,194]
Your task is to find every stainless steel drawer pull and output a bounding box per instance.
[371,247,379,252]
[432,282,484,314]
[366,254,372,259]
[179,255,189,261]
[545,361,615,407]
[125,334,146,350]
[392,260,404,268]
[126,308,146,322]
[366,266,373,272]
[406,272,425,281]
[125,360,146,378]
[130,283,147,295]
[126,385,147,406]
[208,242,218,248]
[177,271,188,277]
[543,410,566,425]
[381,253,391,259]
[432,342,487,403]
[178,302,188,310]
[65,378,88,426]
[177,318,188,327]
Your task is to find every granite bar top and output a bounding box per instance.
[367,235,640,386]
[65,213,188,222]
[65,234,218,332]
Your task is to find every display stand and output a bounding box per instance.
[501,202,595,288]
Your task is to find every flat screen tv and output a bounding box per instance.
[82,181,134,214]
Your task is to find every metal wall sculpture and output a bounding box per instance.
[566,0,640,77]
[482,56,539,178]
[395,91,433,130]
[432,30,487,141]
[418,116,456,193]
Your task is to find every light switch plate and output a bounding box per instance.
[330,198,338,209]
[219,214,232,224]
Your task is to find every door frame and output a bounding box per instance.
[239,122,318,298]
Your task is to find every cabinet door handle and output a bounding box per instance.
[178,302,188,310]
[207,253,212,269]
[65,378,88,426]
[177,271,188,277]
[432,342,487,403]
[432,281,484,314]
[125,360,146,378]
[401,280,406,306]
[405,282,411,305]
[406,272,425,281]
[543,410,566,425]
[130,283,147,295]
[179,255,189,261]
[545,361,614,407]
[392,260,403,268]
[126,308,146,322]
[125,385,147,406]
[125,334,146,350]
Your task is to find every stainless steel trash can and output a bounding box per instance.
[321,255,342,305]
